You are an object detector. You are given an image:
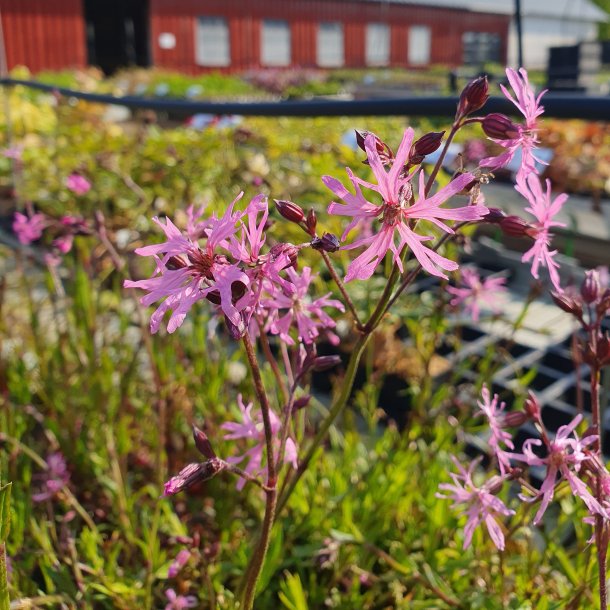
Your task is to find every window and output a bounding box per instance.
[366,23,390,66]
[462,32,501,65]
[261,19,291,66]
[195,17,230,67]
[408,25,431,66]
[317,22,344,67]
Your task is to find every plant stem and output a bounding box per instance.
[424,123,460,196]
[276,332,371,514]
[240,334,277,610]
[257,323,289,405]
[591,362,608,610]
[319,250,364,331]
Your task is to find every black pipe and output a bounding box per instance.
[1,78,609,120]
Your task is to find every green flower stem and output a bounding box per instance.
[0,542,8,610]
[424,122,460,196]
[276,332,371,515]
[240,333,278,610]
[319,250,364,331]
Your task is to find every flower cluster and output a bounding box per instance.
[222,394,298,490]
[12,210,90,265]
[447,268,507,322]
[125,194,343,340]
[440,387,610,550]
[32,452,70,503]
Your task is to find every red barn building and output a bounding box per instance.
[0,0,509,75]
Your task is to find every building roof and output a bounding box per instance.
[355,0,608,21]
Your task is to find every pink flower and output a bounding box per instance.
[324,128,487,281]
[263,266,345,345]
[437,457,514,550]
[515,174,567,292]
[476,385,514,474]
[513,414,603,525]
[53,234,74,254]
[168,549,191,578]
[447,268,507,322]
[480,68,546,182]
[221,395,297,490]
[124,195,249,333]
[3,145,22,160]
[13,211,45,245]
[32,452,70,503]
[164,588,197,609]
[65,173,91,196]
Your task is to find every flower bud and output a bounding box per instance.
[597,289,610,317]
[551,291,583,319]
[499,215,531,238]
[269,242,299,268]
[501,411,528,427]
[412,131,444,157]
[485,475,506,495]
[274,199,305,224]
[311,232,341,253]
[456,76,489,119]
[312,355,342,372]
[524,392,542,422]
[164,458,226,496]
[482,113,520,140]
[581,269,600,304]
[306,209,317,236]
[482,208,506,224]
[192,424,216,459]
[293,395,311,411]
[224,313,246,340]
[356,130,394,165]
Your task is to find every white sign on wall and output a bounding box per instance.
[158,33,176,50]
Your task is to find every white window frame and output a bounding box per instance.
[261,19,291,67]
[408,25,431,66]
[195,16,230,67]
[366,22,390,67]
[317,22,344,68]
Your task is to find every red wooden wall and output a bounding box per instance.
[150,0,510,73]
[0,0,87,73]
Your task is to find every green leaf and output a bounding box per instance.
[279,571,309,610]
[0,483,11,542]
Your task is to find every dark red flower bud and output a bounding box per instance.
[483,208,506,224]
[413,131,445,157]
[274,199,305,224]
[166,255,188,270]
[499,215,531,238]
[306,209,317,236]
[356,130,394,165]
[192,425,216,459]
[597,289,610,317]
[163,458,226,496]
[551,291,583,319]
[224,314,246,340]
[581,270,600,304]
[482,113,520,140]
[501,411,528,427]
[313,355,342,372]
[524,392,542,423]
[311,232,341,253]
[456,76,489,119]
[293,395,311,411]
[269,242,299,268]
